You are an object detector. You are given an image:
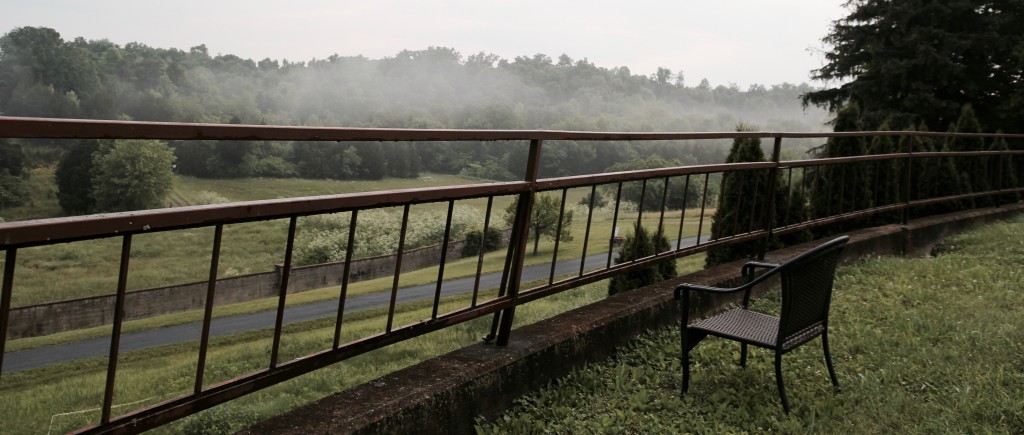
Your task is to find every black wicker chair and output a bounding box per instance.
[674,236,849,413]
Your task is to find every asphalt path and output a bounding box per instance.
[3,236,700,373]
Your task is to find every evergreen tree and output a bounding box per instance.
[707,124,811,267]
[808,103,872,235]
[908,122,965,217]
[803,0,1024,134]
[867,122,902,225]
[947,105,990,207]
[608,221,675,296]
[706,127,769,267]
[990,134,1021,205]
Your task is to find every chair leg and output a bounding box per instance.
[822,330,841,392]
[775,352,791,414]
[681,323,690,394]
[740,343,748,367]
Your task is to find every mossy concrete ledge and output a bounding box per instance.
[240,204,1023,435]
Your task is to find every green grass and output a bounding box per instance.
[5,172,710,353]
[477,216,1024,434]
[0,279,605,434]
[4,172,713,307]
[0,250,709,434]
[170,173,493,205]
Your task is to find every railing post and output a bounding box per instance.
[759,136,783,260]
[0,248,15,380]
[495,139,543,346]
[903,135,914,226]
[101,235,133,424]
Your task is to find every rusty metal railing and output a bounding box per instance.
[0,117,1022,433]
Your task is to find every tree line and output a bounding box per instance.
[0,26,831,216]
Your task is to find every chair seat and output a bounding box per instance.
[691,308,778,347]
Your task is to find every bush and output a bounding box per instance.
[462,227,503,257]
[607,222,676,296]
[293,206,483,266]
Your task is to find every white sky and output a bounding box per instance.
[2,0,847,88]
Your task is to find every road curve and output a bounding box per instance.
[3,236,700,373]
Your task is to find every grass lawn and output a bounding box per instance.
[478,216,1024,434]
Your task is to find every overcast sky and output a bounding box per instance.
[2,0,847,88]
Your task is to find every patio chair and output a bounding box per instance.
[674,236,849,413]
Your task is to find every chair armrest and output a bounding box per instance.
[673,282,748,300]
[742,261,780,277]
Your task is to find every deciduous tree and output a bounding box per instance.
[603,157,700,212]
[90,139,176,212]
[55,139,99,215]
[504,194,574,255]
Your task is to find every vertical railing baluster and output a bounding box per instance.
[607,182,623,268]
[785,167,795,223]
[432,201,455,319]
[333,210,358,349]
[730,172,746,239]
[656,176,669,250]
[579,185,597,276]
[632,179,648,262]
[101,235,132,424]
[749,169,765,234]
[873,160,883,209]
[0,248,16,380]
[903,136,915,225]
[495,139,544,346]
[696,173,710,245]
[800,166,809,217]
[472,198,493,307]
[269,217,297,369]
[548,190,568,285]
[759,137,782,260]
[386,205,411,333]
[837,164,847,216]
[994,147,1003,206]
[822,162,832,218]
[676,175,691,250]
[195,224,223,393]
[487,197,521,343]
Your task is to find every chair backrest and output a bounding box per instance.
[777,236,848,342]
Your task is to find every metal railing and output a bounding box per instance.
[0,117,1022,433]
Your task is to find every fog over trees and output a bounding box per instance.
[0,26,831,215]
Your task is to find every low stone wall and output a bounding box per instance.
[6,230,510,339]
[240,204,1024,435]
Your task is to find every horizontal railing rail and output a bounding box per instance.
[0,116,1022,434]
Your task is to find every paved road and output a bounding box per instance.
[3,236,700,373]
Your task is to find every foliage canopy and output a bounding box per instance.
[802,0,1024,133]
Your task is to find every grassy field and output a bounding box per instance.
[5,171,712,356]
[5,173,713,308]
[3,269,723,435]
[478,216,1024,434]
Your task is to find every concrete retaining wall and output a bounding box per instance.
[241,204,1024,435]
